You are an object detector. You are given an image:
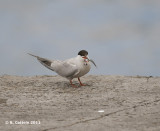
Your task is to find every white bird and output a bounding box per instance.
[28,50,96,87]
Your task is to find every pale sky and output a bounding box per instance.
[0,0,160,76]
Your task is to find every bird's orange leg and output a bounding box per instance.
[78,77,86,86]
[70,80,78,88]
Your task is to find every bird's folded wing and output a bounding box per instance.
[28,53,79,78]
[51,61,79,78]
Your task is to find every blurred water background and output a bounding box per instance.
[0,0,160,76]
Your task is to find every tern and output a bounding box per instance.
[28,50,96,87]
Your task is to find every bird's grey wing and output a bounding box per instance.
[28,53,79,78]
[28,53,55,71]
[51,61,79,78]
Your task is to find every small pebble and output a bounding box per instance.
[98,110,104,113]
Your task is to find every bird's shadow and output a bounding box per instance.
[55,81,92,88]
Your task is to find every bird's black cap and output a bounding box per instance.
[78,50,88,56]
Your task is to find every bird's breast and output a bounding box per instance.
[74,62,91,78]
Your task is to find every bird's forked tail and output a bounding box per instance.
[28,53,54,71]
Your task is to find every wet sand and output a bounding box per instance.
[0,75,160,131]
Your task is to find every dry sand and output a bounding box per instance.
[0,75,160,131]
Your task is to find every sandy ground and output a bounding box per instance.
[0,75,160,131]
